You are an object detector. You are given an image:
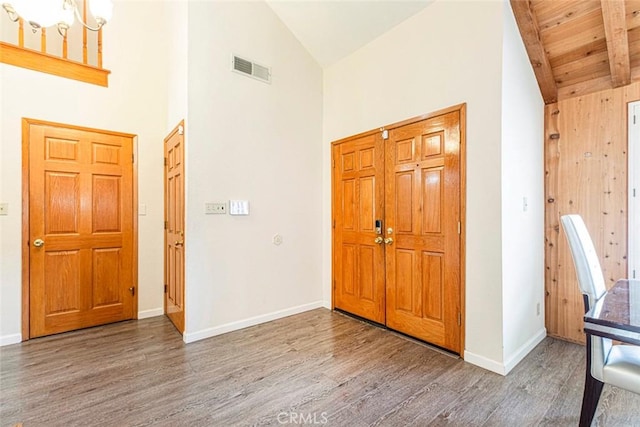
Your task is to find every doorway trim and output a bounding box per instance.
[330,103,466,355]
[21,118,139,340]
[629,101,640,279]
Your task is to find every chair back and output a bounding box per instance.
[560,215,607,311]
[560,214,611,381]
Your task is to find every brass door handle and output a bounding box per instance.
[374,236,384,244]
[175,241,184,247]
[33,238,45,247]
[384,237,393,245]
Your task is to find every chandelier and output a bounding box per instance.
[2,0,113,36]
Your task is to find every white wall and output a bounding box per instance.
[166,0,188,130]
[183,1,324,341]
[323,0,506,369]
[0,1,169,344]
[500,1,546,372]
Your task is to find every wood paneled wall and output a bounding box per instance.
[545,82,640,343]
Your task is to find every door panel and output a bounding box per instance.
[29,122,135,338]
[164,121,185,333]
[333,133,386,324]
[332,108,463,354]
[385,112,461,353]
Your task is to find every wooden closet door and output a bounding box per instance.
[28,121,135,338]
[164,121,185,333]
[332,133,386,324]
[384,111,462,353]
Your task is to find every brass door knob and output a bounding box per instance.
[384,237,394,245]
[374,236,384,244]
[33,239,45,247]
[175,240,184,247]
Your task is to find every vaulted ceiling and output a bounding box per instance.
[511,0,640,104]
[266,1,432,67]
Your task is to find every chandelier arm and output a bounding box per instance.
[57,24,68,37]
[2,3,20,22]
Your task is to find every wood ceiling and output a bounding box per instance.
[511,0,640,104]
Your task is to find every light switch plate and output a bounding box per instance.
[229,200,249,215]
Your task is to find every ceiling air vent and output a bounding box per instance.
[232,55,271,84]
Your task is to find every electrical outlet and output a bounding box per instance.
[205,202,226,214]
[0,203,8,215]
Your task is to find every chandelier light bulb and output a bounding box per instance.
[11,0,66,29]
[2,0,112,33]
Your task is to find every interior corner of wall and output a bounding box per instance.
[502,327,547,375]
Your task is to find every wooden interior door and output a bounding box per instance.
[27,120,136,338]
[164,121,185,333]
[332,133,386,324]
[384,111,462,353]
[331,106,464,354]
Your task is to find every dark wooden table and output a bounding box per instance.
[580,279,640,426]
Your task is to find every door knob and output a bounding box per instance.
[374,236,384,244]
[384,237,393,245]
[175,240,184,247]
[33,238,44,247]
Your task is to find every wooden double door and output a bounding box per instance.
[332,107,464,354]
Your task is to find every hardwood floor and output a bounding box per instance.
[1,309,639,426]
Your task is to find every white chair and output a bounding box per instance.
[561,214,640,426]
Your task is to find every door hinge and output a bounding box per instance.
[164,157,168,166]
[457,311,461,326]
[633,270,637,279]
[333,279,336,290]
[458,221,461,234]
[164,221,168,230]
[164,284,168,293]
[132,153,135,163]
[333,219,336,229]
[381,129,388,140]
[633,188,636,198]
[332,159,335,168]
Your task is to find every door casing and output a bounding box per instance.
[21,118,139,340]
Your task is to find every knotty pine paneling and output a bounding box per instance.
[545,82,640,343]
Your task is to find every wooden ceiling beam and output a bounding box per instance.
[510,0,558,104]
[601,0,631,87]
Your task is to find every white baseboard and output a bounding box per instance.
[138,308,164,319]
[183,301,324,344]
[0,333,22,347]
[503,327,547,374]
[464,327,547,376]
[322,300,331,309]
[464,350,507,375]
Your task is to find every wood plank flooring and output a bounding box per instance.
[1,308,639,426]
